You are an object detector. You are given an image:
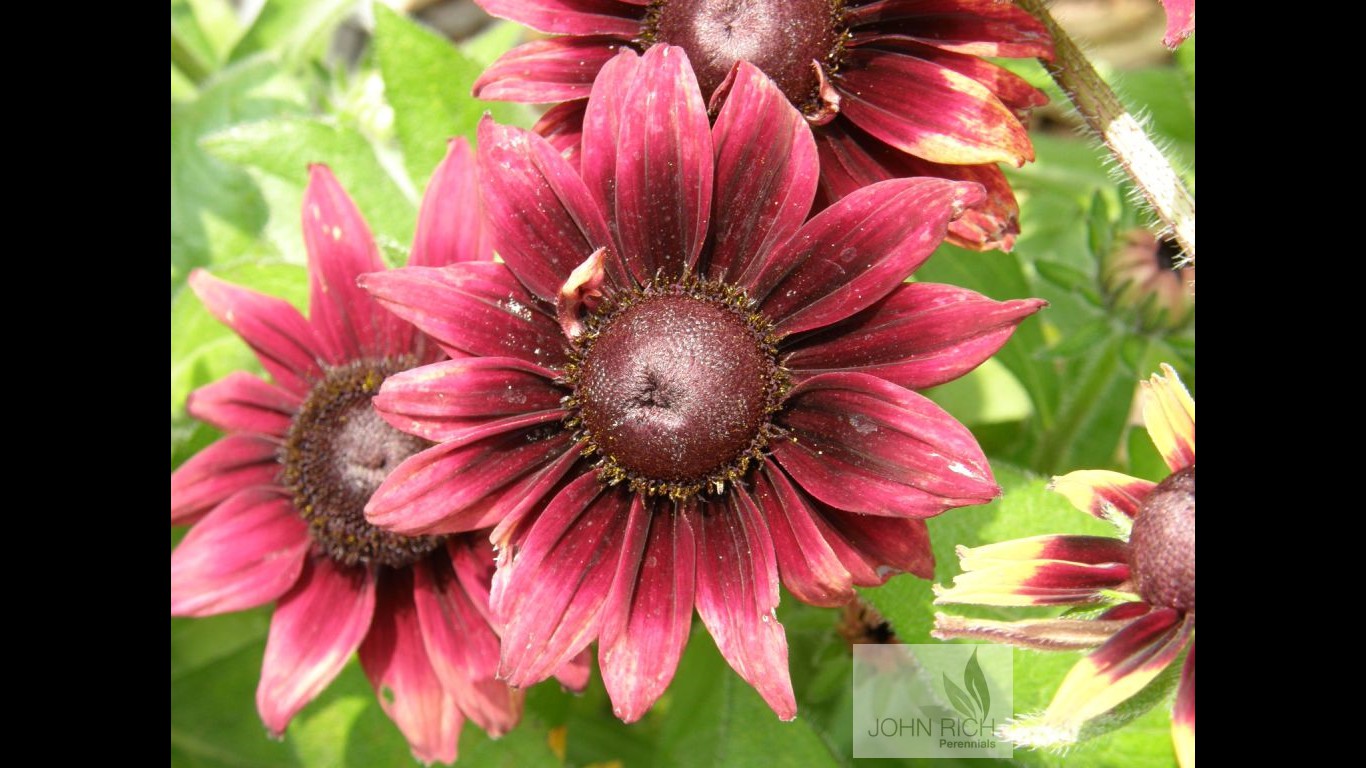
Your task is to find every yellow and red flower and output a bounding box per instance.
[934,365,1194,767]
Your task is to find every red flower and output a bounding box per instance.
[935,365,1194,767]
[470,0,1053,251]
[362,46,1043,722]
[170,141,539,764]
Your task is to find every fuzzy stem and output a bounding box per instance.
[1017,0,1194,265]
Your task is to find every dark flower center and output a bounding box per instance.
[282,358,441,568]
[567,279,787,499]
[643,0,844,114]
[1129,465,1195,612]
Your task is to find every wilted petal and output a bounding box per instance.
[474,0,643,37]
[1042,610,1192,732]
[748,178,985,336]
[692,494,797,720]
[171,488,309,616]
[1173,644,1195,768]
[774,372,997,517]
[835,47,1032,166]
[752,463,854,607]
[188,269,324,397]
[367,427,575,536]
[413,554,523,738]
[1050,470,1155,523]
[477,117,613,304]
[170,434,281,525]
[785,282,1044,390]
[591,46,713,283]
[1142,364,1195,472]
[374,357,564,443]
[474,37,624,103]
[361,262,568,370]
[186,372,299,437]
[932,614,1138,651]
[411,137,492,268]
[814,122,1021,250]
[845,0,1054,61]
[302,165,396,360]
[600,498,696,721]
[360,569,463,765]
[706,60,818,284]
[494,474,632,687]
[257,558,376,736]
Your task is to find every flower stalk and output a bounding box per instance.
[1015,0,1194,265]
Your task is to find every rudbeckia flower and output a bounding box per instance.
[933,364,1194,767]
[170,141,537,764]
[361,45,1044,723]
[470,0,1053,251]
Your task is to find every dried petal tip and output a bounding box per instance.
[557,247,608,340]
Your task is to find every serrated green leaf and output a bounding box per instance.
[231,0,357,66]
[372,4,524,188]
[200,116,417,254]
[963,648,990,720]
[171,56,309,293]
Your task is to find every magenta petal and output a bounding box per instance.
[170,434,282,525]
[706,61,818,284]
[785,282,1045,390]
[1160,0,1195,48]
[477,117,614,304]
[411,138,492,268]
[186,372,299,437]
[604,45,713,282]
[535,100,588,171]
[844,0,1055,61]
[474,37,623,103]
[360,569,463,765]
[474,0,643,37]
[752,463,854,608]
[750,178,985,336]
[692,493,796,720]
[816,508,935,584]
[374,357,564,443]
[774,372,997,517]
[188,270,324,397]
[599,498,696,722]
[493,474,632,687]
[814,122,1021,251]
[302,165,396,360]
[852,37,1047,117]
[553,650,593,693]
[367,427,575,536]
[171,488,309,616]
[257,557,377,736]
[835,47,1032,166]
[580,49,643,287]
[360,262,567,369]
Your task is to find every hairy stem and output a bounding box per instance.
[1017,0,1194,265]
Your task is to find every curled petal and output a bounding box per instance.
[411,137,493,267]
[257,558,376,736]
[170,488,309,616]
[1142,364,1195,472]
[692,494,797,720]
[774,372,997,518]
[785,282,1044,390]
[932,614,1138,651]
[360,569,463,765]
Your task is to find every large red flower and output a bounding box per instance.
[470,0,1053,251]
[169,141,551,764]
[361,46,1044,722]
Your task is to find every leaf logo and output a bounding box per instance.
[943,649,991,720]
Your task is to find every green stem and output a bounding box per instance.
[1016,0,1195,266]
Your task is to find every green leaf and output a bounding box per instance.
[171,0,218,82]
[942,674,975,720]
[201,116,417,256]
[171,56,309,293]
[963,648,990,719]
[460,20,529,66]
[372,4,524,188]
[231,0,357,66]
[923,358,1032,427]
